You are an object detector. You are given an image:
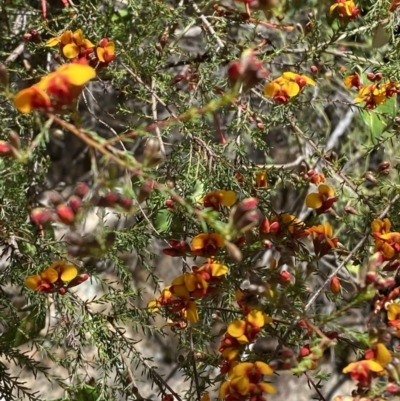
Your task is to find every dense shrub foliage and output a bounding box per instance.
[2,0,400,400]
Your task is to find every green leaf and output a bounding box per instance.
[360,94,397,143]
[74,384,100,401]
[153,209,172,233]
[188,181,204,204]
[2,305,46,347]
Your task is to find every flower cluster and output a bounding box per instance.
[46,29,116,68]
[25,261,88,294]
[219,361,276,401]
[14,63,96,114]
[218,295,275,400]
[344,72,400,109]
[148,259,229,323]
[329,0,361,20]
[371,218,400,261]
[264,72,315,103]
[305,184,338,214]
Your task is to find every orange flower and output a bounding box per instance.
[330,0,361,19]
[374,232,400,260]
[25,261,78,293]
[46,29,94,59]
[264,72,315,103]
[355,81,400,109]
[344,73,362,89]
[262,213,309,239]
[14,64,96,113]
[305,184,338,214]
[308,222,338,256]
[220,361,275,400]
[199,190,237,211]
[97,38,116,65]
[371,218,391,235]
[227,310,272,343]
[342,359,383,387]
[192,233,225,256]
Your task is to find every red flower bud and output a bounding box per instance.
[68,196,82,213]
[165,199,175,208]
[30,208,53,226]
[344,205,358,215]
[330,276,341,294]
[310,65,318,73]
[67,273,89,288]
[74,182,90,198]
[279,271,291,285]
[56,204,75,225]
[117,195,132,211]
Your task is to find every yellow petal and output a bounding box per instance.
[263,314,273,324]
[25,275,42,290]
[59,264,78,281]
[302,75,316,86]
[183,273,197,292]
[210,263,228,277]
[46,37,60,47]
[57,64,96,85]
[13,88,36,113]
[305,193,322,209]
[375,343,392,366]
[284,81,300,97]
[73,29,84,44]
[255,361,274,375]
[388,303,400,321]
[192,233,207,250]
[365,360,385,372]
[227,320,246,338]
[60,31,73,45]
[220,190,237,206]
[324,222,333,237]
[63,43,80,59]
[219,382,230,398]
[171,284,190,300]
[97,47,106,62]
[222,347,239,361]
[186,301,198,322]
[234,362,253,377]
[105,41,115,54]
[264,81,279,97]
[232,376,250,395]
[247,310,265,327]
[258,382,276,394]
[40,267,59,283]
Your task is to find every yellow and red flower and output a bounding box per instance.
[46,29,94,59]
[355,81,400,109]
[192,233,225,256]
[199,190,237,211]
[305,184,338,214]
[14,63,96,113]
[344,72,362,89]
[264,72,315,103]
[25,261,78,293]
[220,361,275,400]
[227,310,272,344]
[96,38,116,65]
[307,222,338,256]
[330,0,361,19]
[343,343,391,387]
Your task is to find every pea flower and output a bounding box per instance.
[46,29,94,59]
[264,72,315,103]
[355,81,400,109]
[305,184,338,214]
[343,73,362,89]
[307,222,338,256]
[227,310,272,344]
[14,63,96,113]
[329,0,361,19]
[199,190,237,211]
[219,361,275,400]
[25,261,78,293]
[96,38,116,65]
[192,233,225,256]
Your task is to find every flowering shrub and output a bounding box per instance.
[2,0,400,401]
